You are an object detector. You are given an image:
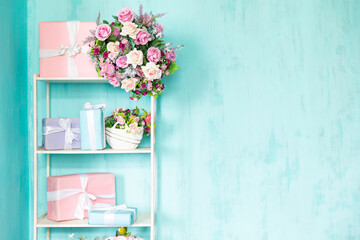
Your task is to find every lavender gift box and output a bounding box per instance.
[42,118,81,150]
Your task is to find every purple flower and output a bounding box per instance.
[145,126,150,132]
[155,83,159,88]
[141,83,146,88]
[135,90,141,94]
[142,91,147,96]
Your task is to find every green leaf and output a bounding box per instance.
[118,113,126,118]
[108,35,117,42]
[112,15,118,20]
[150,39,165,47]
[103,20,109,24]
[96,40,105,46]
[167,62,179,75]
[129,38,136,49]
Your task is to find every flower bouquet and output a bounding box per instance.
[105,107,152,149]
[86,5,183,101]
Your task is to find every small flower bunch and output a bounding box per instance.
[105,227,144,240]
[68,233,86,240]
[105,107,152,136]
[85,5,183,101]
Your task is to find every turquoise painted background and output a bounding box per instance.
[0,0,28,238]
[23,0,360,239]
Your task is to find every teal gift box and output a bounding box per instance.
[88,204,137,226]
[80,102,106,150]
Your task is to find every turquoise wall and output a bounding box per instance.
[26,0,360,239]
[0,0,28,238]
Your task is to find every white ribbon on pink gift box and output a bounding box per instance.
[91,203,137,225]
[47,174,115,220]
[39,21,90,78]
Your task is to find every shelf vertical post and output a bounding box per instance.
[46,82,50,240]
[150,96,156,240]
[33,74,38,240]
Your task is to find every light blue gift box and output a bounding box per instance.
[80,103,106,150]
[88,206,137,226]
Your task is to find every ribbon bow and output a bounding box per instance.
[43,118,80,149]
[73,174,97,220]
[84,102,106,110]
[59,44,82,58]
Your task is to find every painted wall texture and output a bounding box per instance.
[26,0,360,239]
[0,0,28,238]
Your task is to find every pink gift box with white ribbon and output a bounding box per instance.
[47,173,116,222]
[39,21,98,78]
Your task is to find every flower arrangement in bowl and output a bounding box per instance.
[85,5,183,101]
[105,107,152,149]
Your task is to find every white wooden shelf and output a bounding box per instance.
[36,76,107,83]
[36,147,151,154]
[33,74,156,240]
[36,213,151,228]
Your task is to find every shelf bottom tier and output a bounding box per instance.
[36,213,151,228]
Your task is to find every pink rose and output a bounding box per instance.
[116,72,122,79]
[160,64,167,70]
[116,56,128,68]
[147,82,153,91]
[113,27,120,37]
[136,66,145,78]
[108,52,115,60]
[117,116,125,124]
[104,63,115,76]
[155,24,164,33]
[165,49,177,61]
[95,24,112,41]
[121,39,128,44]
[117,7,135,23]
[135,30,150,45]
[146,113,151,124]
[109,77,120,87]
[147,47,161,63]
[129,122,139,133]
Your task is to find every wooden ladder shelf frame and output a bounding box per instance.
[33,74,156,240]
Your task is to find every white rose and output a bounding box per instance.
[121,77,139,92]
[141,62,162,81]
[126,48,143,67]
[107,41,120,55]
[120,22,139,39]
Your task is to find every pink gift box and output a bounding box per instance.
[39,21,99,78]
[47,173,116,222]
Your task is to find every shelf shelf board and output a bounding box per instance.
[36,213,151,228]
[36,147,151,154]
[36,77,108,83]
